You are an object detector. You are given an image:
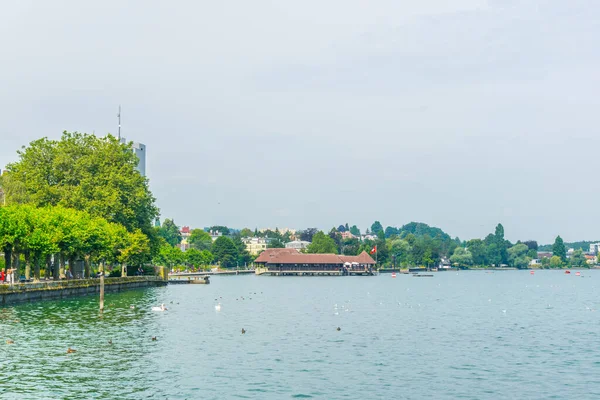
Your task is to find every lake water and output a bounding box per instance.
[1,271,600,399]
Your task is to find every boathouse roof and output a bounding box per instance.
[255,249,375,265]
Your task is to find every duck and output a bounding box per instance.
[336,327,341,331]
[152,336,157,341]
[151,304,167,311]
[130,305,135,309]
[67,347,77,354]
[6,339,14,344]
[241,328,246,334]
[108,340,113,345]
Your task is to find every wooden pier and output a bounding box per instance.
[168,275,210,284]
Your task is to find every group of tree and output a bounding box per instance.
[0,204,149,280]
[0,132,159,277]
[154,221,252,270]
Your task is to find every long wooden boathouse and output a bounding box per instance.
[254,249,376,276]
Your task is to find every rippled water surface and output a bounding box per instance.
[2,271,600,399]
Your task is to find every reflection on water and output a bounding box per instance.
[2,272,600,399]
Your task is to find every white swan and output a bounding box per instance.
[152,304,167,311]
[215,303,221,311]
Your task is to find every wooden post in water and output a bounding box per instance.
[99,262,105,312]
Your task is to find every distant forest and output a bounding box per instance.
[538,241,598,251]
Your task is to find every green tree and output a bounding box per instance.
[188,229,212,251]
[349,225,361,236]
[306,231,338,254]
[1,132,158,238]
[371,221,383,235]
[549,255,564,269]
[268,238,285,248]
[185,248,204,268]
[211,236,238,268]
[569,249,588,268]
[552,236,566,262]
[240,228,254,237]
[466,239,486,266]
[450,247,473,267]
[157,219,181,247]
[507,243,531,269]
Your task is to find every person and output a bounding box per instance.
[67,269,73,279]
[137,266,144,276]
[7,267,15,285]
[0,269,4,283]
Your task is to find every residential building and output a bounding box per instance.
[179,226,191,251]
[590,243,600,255]
[340,231,355,240]
[210,230,223,241]
[285,240,311,251]
[242,237,270,255]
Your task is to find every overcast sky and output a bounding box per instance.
[1,0,598,244]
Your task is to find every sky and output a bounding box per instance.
[1,0,599,244]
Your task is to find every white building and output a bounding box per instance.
[120,137,146,177]
[590,243,600,255]
[285,240,311,251]
[242,237,270,255]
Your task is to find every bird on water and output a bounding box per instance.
[152,336,157,341]
[337,327,341,331]
[241,328,246,334]
[67,348,77,354]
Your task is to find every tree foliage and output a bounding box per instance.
[306,232,338,254]
[188,229,212,251]
[552,236,567,262]
[157,218,182,247]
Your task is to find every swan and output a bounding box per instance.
[215,303,222,311]
[152,304,167,311]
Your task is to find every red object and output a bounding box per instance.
[565,270,571,274]
[370,246,377,255]
[576,271,581,276]
[0,270,4,282]
[391,272,396,278]
[530,270,535,274]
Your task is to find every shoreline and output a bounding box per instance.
[0,276,167,306]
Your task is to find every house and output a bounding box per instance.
[340,231,355,240]
[285,240,311,251]
[210,230,223,241]
[242,237,270,255]
[254,248,376,276]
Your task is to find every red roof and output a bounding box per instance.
[339,251,376,265]
[254,248,300,263]
[181,226,190,234]
[256,249,375,265]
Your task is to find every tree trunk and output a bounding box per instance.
[121,263,127,277]
[45,254,52,280]
[84,255,91,278]
[3,249,10,274]
[34,256,41,282]
[24,252,31,281]
[12,252,19,278]
[68,256,75,279]
[59,253,66,279]
[53,253,60,280]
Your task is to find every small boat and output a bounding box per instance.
[576,271,581,276]
[565,270,571,274]
[530,270,535,275]
[391,272,397,278]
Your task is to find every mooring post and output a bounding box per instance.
[99,265,105,312]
